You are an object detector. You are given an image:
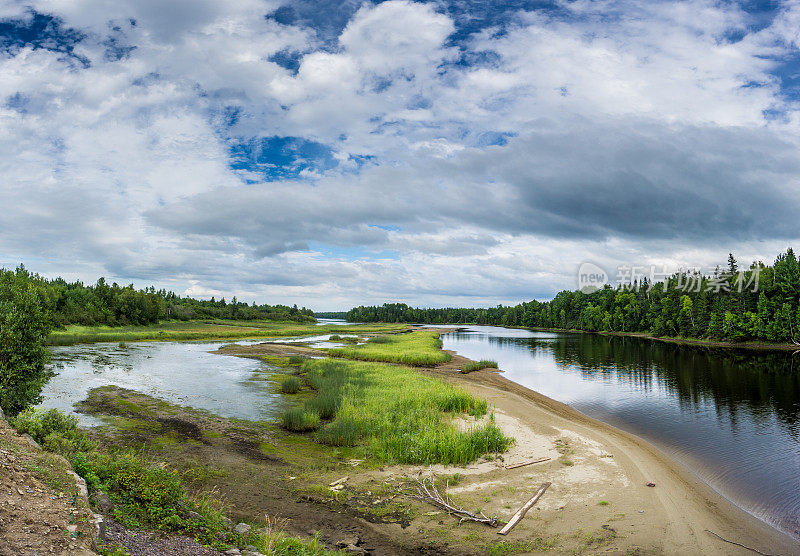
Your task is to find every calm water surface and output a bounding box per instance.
[442,326,800,540]
[39,340,286,426]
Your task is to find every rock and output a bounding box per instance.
[234,522,252,535]
[0,405,5,420]
[92,513,105,540]
[342,545,367,555]
[66,470,88,498]
[224,549,241,556]
[336,535,360,548]
[90,490,114,515]
[21,434,40,449]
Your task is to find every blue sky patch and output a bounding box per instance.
[229,136,339,180]
[0,10,89,68]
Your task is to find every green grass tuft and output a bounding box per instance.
[460,359,499,373]
[279,376,302,394]
[282,408,321,431]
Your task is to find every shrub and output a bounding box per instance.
[287,355,305,365]
[328,334,341,341]
[71,450,184,530]
[12,407,95,455]
[279,376,301,394]
[282,409,321,432]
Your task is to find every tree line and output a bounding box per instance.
[8,265,315,327]
[347,248,800,344]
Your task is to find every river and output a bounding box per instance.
[440,326,800,541]
[37,323,800,540]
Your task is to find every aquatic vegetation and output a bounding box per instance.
[282,358,511,465]
[327,331,451,366]
[282,408,321,431]
[279,376,302,394]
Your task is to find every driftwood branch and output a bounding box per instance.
[704,530,774,556]
[497,482,551,536]
[397,469,498,527]
[505,457,551,470]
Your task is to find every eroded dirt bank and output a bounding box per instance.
[0,418,97,555]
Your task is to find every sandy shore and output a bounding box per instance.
[219,333,800,554]
[426,345,799,555]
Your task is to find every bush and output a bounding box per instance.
[279,376,302,394]
[287,355,305,365]
[282,409,321,432]
[71,450,185,530]
[328,334,341,341]
[12,407,95,455]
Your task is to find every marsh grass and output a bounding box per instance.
[327,331,451,366]
[283,359,511,465]
[279,376,302,394]
[282,408,321,431]
[460,360,499,373]
[48,320,408,346]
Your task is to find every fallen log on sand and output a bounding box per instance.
[498,482,551,535]
[505,457,551,470]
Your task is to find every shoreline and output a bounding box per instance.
[422,341,799,553]
[221,332,799,553]
[419,326,799,552]
[413,321,800,352]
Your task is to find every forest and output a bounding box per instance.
[347,248,800,344]
[2,265,315,328]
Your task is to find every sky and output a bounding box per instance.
[1,0,800,310]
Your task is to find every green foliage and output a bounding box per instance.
[72,450,185,529]
[347,248,800,345]
[0,267,53,416]
[0,265,315,332]
[460,360,499,373]
[11,407,95,455]
[287,355,305,365]
[328,334,341,341]
[279,376,302,394]
[15,408,329,552]
[283,359,511,465]
[327,331,451,366]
